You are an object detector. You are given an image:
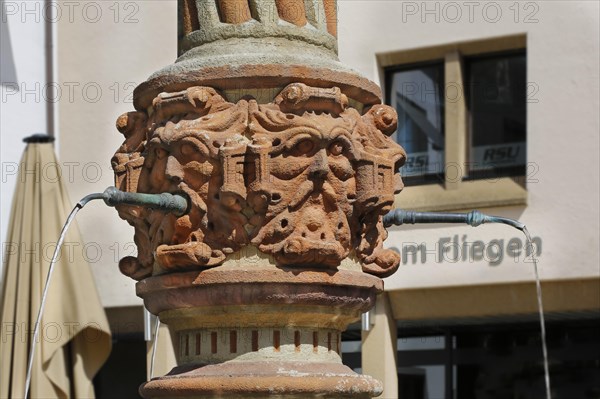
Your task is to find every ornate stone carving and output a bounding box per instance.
[113,3,410,397]
[113,87,250,279]
[112,83,406,279]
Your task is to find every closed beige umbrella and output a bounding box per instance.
[0,135,111,398]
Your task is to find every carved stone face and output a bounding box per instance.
[140,126,217,258]
[113,89,250,277]
[249,111,358,267]
[144,129,215,196]
[112,84,406,280]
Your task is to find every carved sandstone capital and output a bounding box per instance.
[112,84,406,280]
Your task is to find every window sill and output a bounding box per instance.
[394,177,527,212]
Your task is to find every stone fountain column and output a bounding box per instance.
[111,1,407,397]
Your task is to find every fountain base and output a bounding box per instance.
[137,266,383,398]
[141,361,380,398]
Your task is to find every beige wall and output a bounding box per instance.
[1,1,49,275]
[57,1,177,307]
[338,1,600,293]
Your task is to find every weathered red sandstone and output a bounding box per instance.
[112,1,406,397]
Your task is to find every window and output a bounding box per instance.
[393,321,600,399]
[386,62,445,185]
[466,51,526,180]
[378,34,528,211]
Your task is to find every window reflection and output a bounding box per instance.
[387,63,445,185]
[467,51,527,179]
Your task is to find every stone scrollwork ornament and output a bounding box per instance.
[112,83,406,280]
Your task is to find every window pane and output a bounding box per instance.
[454,324,600,399]
[387,63,445,184]
[397,336,447,399]
[467,52,526,179]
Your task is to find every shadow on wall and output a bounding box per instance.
[1,0,18,85]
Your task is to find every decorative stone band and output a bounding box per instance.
[137,268,383,322]
[133,59,382,110]
[176,327,341,364]
[141,361,382,398]
[138,268,384,398]
[132,1,378,110]
[179,0,338,54]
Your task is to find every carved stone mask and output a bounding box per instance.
[112,84,406,280]
[247,103,359,267]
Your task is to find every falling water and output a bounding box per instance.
[24,188,189,397]
[522,226,551,399]
[25,203,84,398]
[150,319,161,380]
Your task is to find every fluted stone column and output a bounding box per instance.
[111,1,407,397]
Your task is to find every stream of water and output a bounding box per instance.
[25,203,84,398]
[522,226,551,399]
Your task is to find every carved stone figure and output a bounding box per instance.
[113,87,250,278]
[112,83,406,279]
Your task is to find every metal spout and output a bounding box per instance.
[78,187,189,216]
[383,209,525,231]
